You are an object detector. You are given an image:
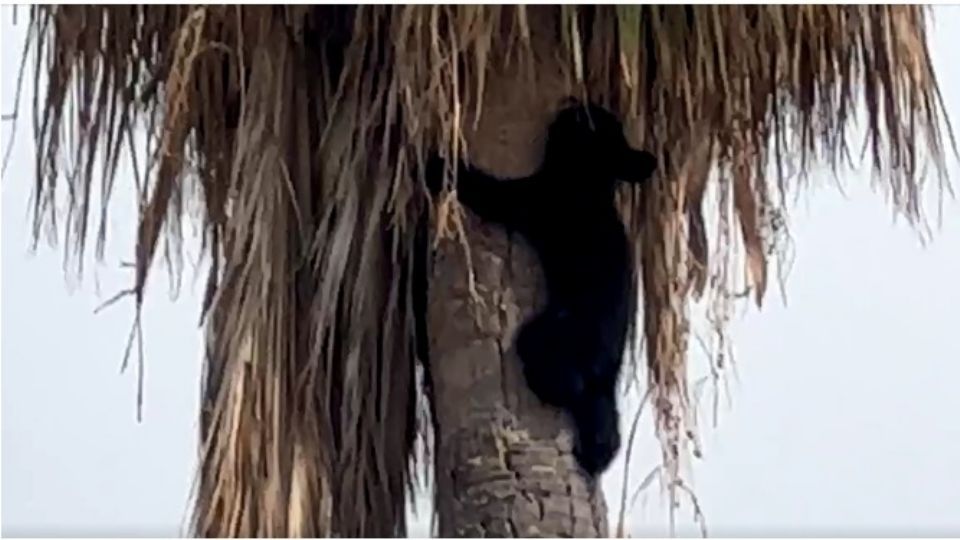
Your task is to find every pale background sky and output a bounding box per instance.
[2,6,959,538]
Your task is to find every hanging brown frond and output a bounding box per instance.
[21,5,952,536]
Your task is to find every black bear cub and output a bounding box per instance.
[425,100,657,476]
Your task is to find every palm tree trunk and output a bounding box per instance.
[426,216,609,537]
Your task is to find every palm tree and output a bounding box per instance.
[19,5,952,537]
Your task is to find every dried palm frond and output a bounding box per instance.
[20,5,952,536]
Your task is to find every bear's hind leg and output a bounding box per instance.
[570,389,621,476]
[516,308,585,408]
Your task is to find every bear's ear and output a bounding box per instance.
[617,149,658,185]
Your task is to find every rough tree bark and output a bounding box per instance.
[424,62,611,533]
[427,213,609,538]
[418,8,630,533]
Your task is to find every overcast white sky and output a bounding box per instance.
[2,6,959,538]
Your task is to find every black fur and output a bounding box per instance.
[423,101,657,476]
